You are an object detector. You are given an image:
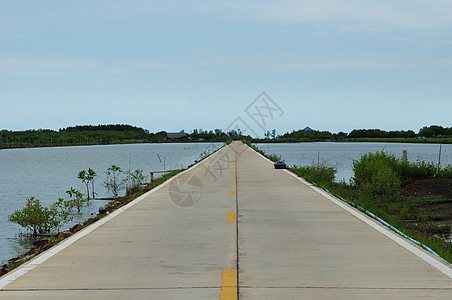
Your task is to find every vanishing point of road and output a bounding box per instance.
[1,141,451,299]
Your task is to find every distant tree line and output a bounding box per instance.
[1,124,452,149]
[255,125,452,142]
[347,129,416,139]
[0,125,251,149]
[347,125,452,139]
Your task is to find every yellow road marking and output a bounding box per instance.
[227,212,237,222]
[230,190,236,196]
[232,178,236,182]
[220,269,237,299]
[232,172,236,174]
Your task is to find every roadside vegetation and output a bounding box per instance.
[255,146,452,263]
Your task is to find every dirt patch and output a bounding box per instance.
[402,178,452,198]
[402,179,452,227]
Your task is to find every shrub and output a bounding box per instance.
[8,197,73,236]
[104,165,126,197]
[360,165,401,201]
[77,168,97,199]
[125,169,147,195]
[268,154,282,162]
[8,197,50,236]
[352,151,399,186]
[66,187,88,212]
[49,198,73,232]
[292,163,337,184]
[352,152,402,201]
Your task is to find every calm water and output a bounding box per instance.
[254,142,452,182]
[0,143,222,264]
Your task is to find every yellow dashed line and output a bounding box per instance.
[232,172,236,174]
[220,269,237,299]
[230,190,236,196]
[232,178,236,182]
[227,212,237,222]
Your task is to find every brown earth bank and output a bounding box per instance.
[402,179,452,226]
[402,178,452,199]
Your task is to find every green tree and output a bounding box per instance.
[87,168,97,199]
[126,169,147,193]
[49,198,73,232]
[104,165,125,197]
[78,170,90,200]
[8,197,50,236]
[66,187,88,213]
[78,169,97,199]
[8,197,73,236]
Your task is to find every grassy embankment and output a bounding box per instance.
[250,143,452,264]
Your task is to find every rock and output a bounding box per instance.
[99,206,107,214]
[70,223,82,233]
[58,232,65,239]
[1,265,8,276]
[43,244,53,251]
[84,218,94,226]
[33,239,49,247]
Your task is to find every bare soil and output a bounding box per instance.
[402,178,452,199]
[402,179,452,226]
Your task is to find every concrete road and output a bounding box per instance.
[235,143,452,299]
[1,141,451,299]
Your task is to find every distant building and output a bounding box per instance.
[302,126,313,131]
[167,133,188,140]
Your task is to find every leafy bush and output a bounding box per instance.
[66,187,88,212]
[360,165,401,200]
[8,197,73,236]
[352,151,401,200]
[125,169,147,195]
[352,152,399,186]
[268,154,282,162]
[291,163,337,184]
[77,168,97,199]
[104,165,126,197]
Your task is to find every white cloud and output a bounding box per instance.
[181,51,452,72]
[217,0,452,31]
[0,54,168,78]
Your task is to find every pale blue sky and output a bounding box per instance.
[1,0,451,136]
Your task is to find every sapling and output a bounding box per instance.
[66,187,87,213]
[8,197,73,236]
[88,168,97,199]
[104,165,126,197]
[77,168,97,200]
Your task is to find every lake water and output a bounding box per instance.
[254,142,452,182]
[0,143,222,264]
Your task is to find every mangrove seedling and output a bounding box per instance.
[78,169,97,200]
[66,187,88,213]
[104,165,126,197]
